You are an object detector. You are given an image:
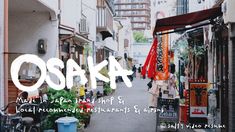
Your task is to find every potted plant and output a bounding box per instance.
[103,82,112,96]
[78,100,93,127]
[77,122,85,132]
[42,117,55,132]
[44,88,81,130]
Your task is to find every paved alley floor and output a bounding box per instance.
[85,78,195,132]
[85,78,156,132]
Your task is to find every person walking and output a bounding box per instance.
[147,77,154,91]
[148,80,159,108]
[79,85,86,100]
[168,63,179,98]
[132,65,137,78]
[138,64,142,78]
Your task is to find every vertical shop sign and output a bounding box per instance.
[155,34,169,80]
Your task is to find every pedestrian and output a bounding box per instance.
[79,85,86,100]
[138,64,142,78]
[147,77,154,91]
[168,63,179,98]
[132,65,137,78]
[159,88,162,98]
[148,80,159,108]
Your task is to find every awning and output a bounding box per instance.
[153,7,222,35]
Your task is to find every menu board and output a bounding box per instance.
[158,98,179,119]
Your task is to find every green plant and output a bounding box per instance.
[45,88,81,129]
[103,82,112,95]
[133,31,148,43]
[41,117,54,130]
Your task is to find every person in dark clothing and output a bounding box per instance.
[138,64,142,73]
[138,64,142,78]
[147,77,154,91]
[159,88,162,98]
[132,65,137,78]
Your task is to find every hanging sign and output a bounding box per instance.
[155,34,169,80]
[189,80,209,122]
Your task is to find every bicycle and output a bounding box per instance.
[1,101,48,132]
[0,101,22,132]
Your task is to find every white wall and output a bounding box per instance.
[9,12,58,77]
[116,18,134,68]
[151,0,177,30]
[132,43,152,65]
[104,37,117,52]
[60,0,81,32]
[38,0,58,13]
[82,0,96,42]
[82,0,97,59]
[189,0,205,12]
[0,0,4,107]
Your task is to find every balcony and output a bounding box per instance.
[97,0,115,13]
[114,2,150,5]
[97,6,114,40]
[115,8,150,11]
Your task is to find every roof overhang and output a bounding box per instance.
[153,7,222,36]
[9,0,58,20]
[59,25,91,44]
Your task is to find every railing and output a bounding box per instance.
[97,6,113,32]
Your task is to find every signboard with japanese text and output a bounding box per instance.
[189,80,209,124]
[155,34,169,80]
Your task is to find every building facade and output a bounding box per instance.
[96,0,116,64]
[82,0,97,62]
[59,0,91,74]
[115,17,134,69]
[114,0,151,31]
[133,42,151,65]
[176,0,188,15]
[4,0,93,106]
[8,0,59,102]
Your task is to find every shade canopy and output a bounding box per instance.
[153,7,222,35]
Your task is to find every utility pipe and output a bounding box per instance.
[4,0,8,105]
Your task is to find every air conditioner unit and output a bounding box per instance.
[222,0,235,24]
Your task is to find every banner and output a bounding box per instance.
[141,38,158,78]
[155,34,169,80]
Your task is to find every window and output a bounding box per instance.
[132,5,137,9]
[62,42,69,53]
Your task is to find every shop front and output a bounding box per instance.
[150,5,227,130]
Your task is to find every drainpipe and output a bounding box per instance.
[4,0,8,105]
[0,0,4,107]
[58,0,61,59]
[228,22,235,132]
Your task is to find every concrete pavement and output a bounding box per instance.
[85,78,196,132]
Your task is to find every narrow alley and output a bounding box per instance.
[85,78,156,132]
